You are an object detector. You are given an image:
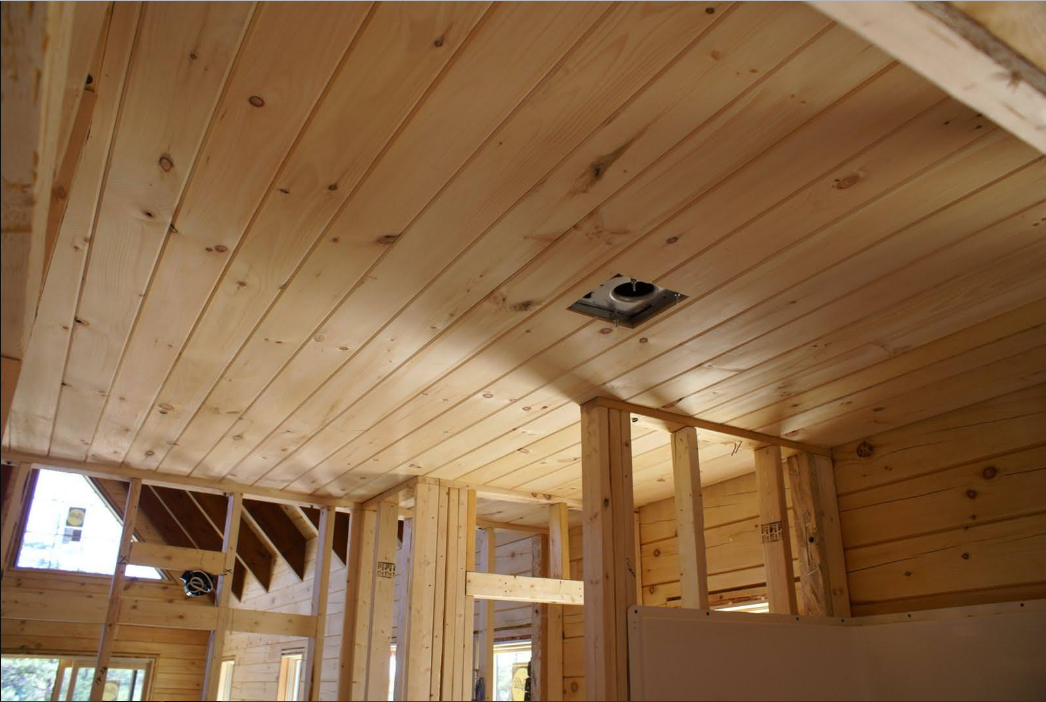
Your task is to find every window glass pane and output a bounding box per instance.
[0,656,60,701]
[16,469,160,579]
[70,666,145,701]
[493,644,531,701]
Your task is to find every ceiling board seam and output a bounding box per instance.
[239,1,732,490]
[89,2,377,467]
[139,1,496,474]
[316,61,930,497]
[673,155,1041,424]
[276,18,852,496]
[202,2,627,485]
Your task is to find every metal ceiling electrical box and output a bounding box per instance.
[568,275,686,328]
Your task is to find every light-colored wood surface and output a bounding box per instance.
[787,452,851,617]
[202,493,243,701]
[90,478,141,701]
[303,507,335,700]
[834,385,1046,616]
[4,1,1041,515]
[467,572,584,605]
[1,571,212,700]
[126,542,225,574]
[812,1,1046,152]
[755,446,798,615]
[671,427,709,609]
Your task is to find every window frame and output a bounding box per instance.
[0,651,155,701]
[276,649,305,701]
[217,657,236,701]
[10,467,165,582]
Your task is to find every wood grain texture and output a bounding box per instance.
[4,2,1041,531]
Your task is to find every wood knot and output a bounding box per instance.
[961,552,970,560]
[144,450,155,457]
[158,403,174,411]
[855,441,874,458]
[599,327,613,335]
[982,465,998,479]
[377,234,399,245]
[328,183,338,191]
[666,236,679,244]
[638,337,648,344]
[511,299,536,312]
[248,95,265,107]
[833,172,863,190]
[966,489,977,500]
[482,393,494,399]
[433,36,444,47]
[159,155,174,172]
[705,6,716,13]
[214,244,228,253]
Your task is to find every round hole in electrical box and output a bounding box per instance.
[610,280,657,303]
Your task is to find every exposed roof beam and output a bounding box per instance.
[151,486,261,596]
[245,499,307,581]
[301,507,351,566]
[192,491,276,593]
[811,1,1046,153]
[0,450,358,509]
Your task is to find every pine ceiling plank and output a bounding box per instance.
[618,137,1041,417]
[48,2,254,460]
[790,338,1046,447]
[316,51,941,499]
[162,1,610,480]
[121,2,489,473]
[644,167,1046,429]
[214,1,730,486]
[85,2,371,465]
[360,94,1025,496]
[5,3,141,455]
[722,299,1046,438]
[449,151,1045,495]
[266,4,854,495]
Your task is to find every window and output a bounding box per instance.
[492,641,531,702]
[277,651,303,701]
[1,655,150,701]
[217,659,235,701]
[16,469,160,579]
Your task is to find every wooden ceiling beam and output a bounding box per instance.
[811,1,1046,153]
[192,492,275,593]
[299,506,351,566]
[245,499,307,581]
[0,450,357,509]
[593,397,831,457]
[151,486,257,597]
[1,2,107,435]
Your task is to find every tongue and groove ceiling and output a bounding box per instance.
[5,1,1045,515]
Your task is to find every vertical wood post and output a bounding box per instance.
[304,506,336,700]
[341,506,378,700]
[476,526,496,701]
[0,463,31,577]
[531,533,550,701]
[202,492,243,700]
[394,516,413,701]
[754,446,797,614]
[429,486,450,700]
[90,478,142,701]
[787,452,851,617]
[580,400,635,701]
[632,512,643,606]
[405,481,440,699]
[462,490,477,701]
[547,503,570,701]
[671,427,709,609]
[368,501,399,699]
